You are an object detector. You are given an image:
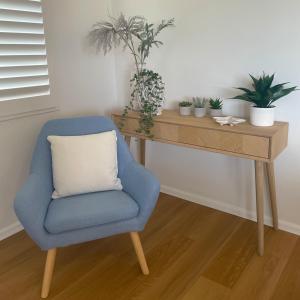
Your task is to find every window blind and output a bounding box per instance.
[0,0,50,101]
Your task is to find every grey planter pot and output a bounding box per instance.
[179,106,192,116]
[210,109,223,117]
[194,107,206,118]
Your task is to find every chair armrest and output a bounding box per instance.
[14,173,52,248]
[120,161,160,223]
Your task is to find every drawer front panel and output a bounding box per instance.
[114,116,270,159]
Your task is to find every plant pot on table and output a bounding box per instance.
[250,106,275,126]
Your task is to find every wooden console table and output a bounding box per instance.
[112,110,289,256]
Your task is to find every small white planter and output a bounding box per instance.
[250,106,275,126]
[210,109,223,117]
[194,107,206,118]
[179,106,192,116]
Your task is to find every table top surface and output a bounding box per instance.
[112,110,288,138]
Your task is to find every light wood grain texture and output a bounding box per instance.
[0,194,299,300]
[202,221,259,288]
[255,160,265,256]
[182,276,231,300]
[112,110,288,162]
[130,232,149,275]
[271,238,300,300]
[41,248,57,298]
[229,230,297,300]
[266,162,279,230]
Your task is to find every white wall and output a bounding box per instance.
[0,0,117,239]
[111,0,300,233]
[1,0,300,240]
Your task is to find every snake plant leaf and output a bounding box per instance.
[270,83,290,93]
[232,74,297,108]
[235,87,253,94]
[271,86,298,102]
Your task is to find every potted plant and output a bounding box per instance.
[89,14,175,137]
[179,101,193,116]
[193,97,207,117]
[232,73,297,126]
[209,98,223,117]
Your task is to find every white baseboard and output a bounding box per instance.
[0,222,23,241]
[161,185,300,236]
[1,186,299,241]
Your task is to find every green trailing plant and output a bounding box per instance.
[193,97,206,108]
[89,14,175,137]
[179,101,193,107]
[232,73,297,108]
[130,69,164,137]
[209,98,223,109]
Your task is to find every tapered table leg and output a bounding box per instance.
[266,162,279,230]
[255,161,264,256]
[140,139,145,166]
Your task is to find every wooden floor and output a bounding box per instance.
[1,193,300,300]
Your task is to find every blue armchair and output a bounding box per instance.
[14,116,160,298]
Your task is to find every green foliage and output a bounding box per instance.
[232,73,297,108]
[89,14,174,137]
[209,98,223,109]
[193,97,206,108]
[88,14,174,72]
[179,101,193,107]
[132,69,164,137]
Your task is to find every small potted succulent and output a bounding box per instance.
[179,101,193,116]
[232,73,297,126]
[209,98,223,117]
[193,97,207,117]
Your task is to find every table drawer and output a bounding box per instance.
[114,116,270,159]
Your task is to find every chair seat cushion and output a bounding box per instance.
[44,190,139,234]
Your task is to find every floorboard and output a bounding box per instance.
[0,193,299,300]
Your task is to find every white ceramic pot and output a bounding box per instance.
[194,107,206,118]
[179,106,192,116]
[250,106,275,126]
[210,109,223,117]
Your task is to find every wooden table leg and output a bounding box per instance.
[140,139,146,166]
[255,160,264,256]
[266,162,279,230]
[125,135,131,147]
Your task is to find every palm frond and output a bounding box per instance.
[88,21,120,54]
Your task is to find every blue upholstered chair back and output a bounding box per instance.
[30,116,133,186]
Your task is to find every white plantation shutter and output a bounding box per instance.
[0,0,50,101]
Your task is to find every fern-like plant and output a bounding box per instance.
[232,73,297,108]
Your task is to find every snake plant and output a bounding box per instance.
[232,73,297,108]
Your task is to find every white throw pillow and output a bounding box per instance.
[47,130,122,199]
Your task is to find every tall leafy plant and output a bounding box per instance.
[232,73,297,108]
[89,14,174,137]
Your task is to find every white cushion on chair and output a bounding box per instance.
[47,130,122,199]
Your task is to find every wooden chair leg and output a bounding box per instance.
[41,248,57,298]
[130,232,149,275]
